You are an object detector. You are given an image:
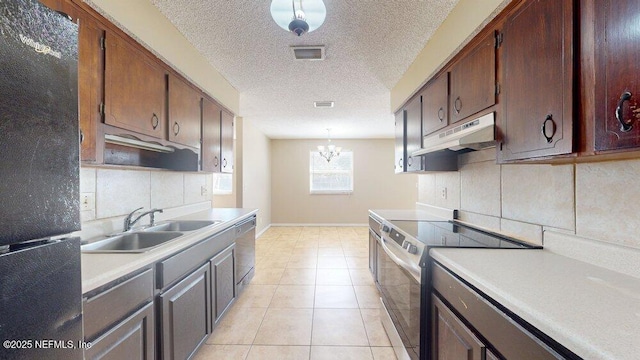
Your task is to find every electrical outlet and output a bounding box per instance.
[439,186,447,200]
[80,193,95,211]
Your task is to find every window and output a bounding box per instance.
[309,150,353,194]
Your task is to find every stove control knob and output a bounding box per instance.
[381,225,390,233]
[407,244,418,254]
[401,240,410,249]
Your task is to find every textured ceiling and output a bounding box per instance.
[149,0,460,139]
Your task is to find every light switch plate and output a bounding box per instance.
[80,192,95,211]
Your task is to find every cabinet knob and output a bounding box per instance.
[173,121,180,136]
[151,113,159,130]
[454,97,462,114]
[615,91,634,132]
[438,107,445,121]
[541,114,556,143]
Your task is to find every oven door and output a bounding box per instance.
[376,235,421,360]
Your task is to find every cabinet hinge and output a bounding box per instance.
[99,102,105,116]
[495,32,503,48]
[495,83,501,95]
[100,36,105,50]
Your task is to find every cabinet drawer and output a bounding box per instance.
[83,269,154,341]
[157,227,235,289]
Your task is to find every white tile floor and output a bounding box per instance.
[193,226,397,360]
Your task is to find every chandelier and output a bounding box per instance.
[317,129,341,163]
[270,0,326,36]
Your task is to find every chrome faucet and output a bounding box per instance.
[123,207,164,232]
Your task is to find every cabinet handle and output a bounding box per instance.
[541,114,556,143]
[408,157,413,166]
[151,113,159,130]
[173,121,180,136]
[438,107,445,121]
[214,156,219,167]
[615,91,634,132]
[222,158,227,168]
[79,130,84,144]
[398,158,403,168]
[454,97,462,114]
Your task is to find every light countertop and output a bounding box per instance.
[430,248,640,360]
[81,208,257,294]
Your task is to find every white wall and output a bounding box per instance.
[271,139,417,225]
[418,149,640,249]
[241,119,272,235]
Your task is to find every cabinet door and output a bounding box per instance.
[394,110,406,173]
[202,98,222,172]
[161,263,210,360]
[168,74,201,148]
[405,95,423,172]
[212,244,236,323]
[104,31,166,138]
[594,0,640,151]
[422,74,449,136]
[220,110,234,173]
[84,302,154,360]
[432,295,484,360]
[499,0,574,161]
[449,32,496,124]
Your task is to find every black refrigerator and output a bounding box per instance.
[0,0,83,359]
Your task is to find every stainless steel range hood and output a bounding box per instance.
[412,112,495,157]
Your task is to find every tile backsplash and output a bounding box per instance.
[80,167,213,223]
[418,149,640,249]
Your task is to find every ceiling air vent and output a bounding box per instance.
[292,45,325,60]
[314,101,334,108]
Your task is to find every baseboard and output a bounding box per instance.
[255,224,271,239]
[270,223,368,227]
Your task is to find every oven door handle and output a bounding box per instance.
[379,236,421,283]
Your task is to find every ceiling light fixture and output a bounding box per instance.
[270,0,326,36]
[317,129,341,163]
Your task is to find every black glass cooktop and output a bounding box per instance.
[388,220,541,249]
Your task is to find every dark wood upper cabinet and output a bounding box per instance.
[202,98,222,173]
[405,95,423,172]
[449,31,496,124]
[498,0,574,162]
[594,0,640,151]
[422,74,449,136]
[104,31,166,139]
[394,110,406,173]
[168,74,201,148]
[220,110,234,173]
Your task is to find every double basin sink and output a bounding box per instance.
[82,220,220,253]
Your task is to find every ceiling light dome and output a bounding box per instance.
[271,0,326,36]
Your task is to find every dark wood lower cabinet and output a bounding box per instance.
[432,295,485,360]
[84,302,155,360]
[212,244,236,323]
[160,263,211,360]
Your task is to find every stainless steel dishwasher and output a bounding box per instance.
[235,216,256,292]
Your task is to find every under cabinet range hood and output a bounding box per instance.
[412,112,496,156]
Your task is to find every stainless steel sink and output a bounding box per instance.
[144,220,220,232]
[82,232,183,253]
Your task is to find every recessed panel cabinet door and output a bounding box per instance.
[594,0,640,151]
[405,95,423,172]
[104,31,166,138]
[432,295,484,360]
[449,32,496,124]
[220,110,234,173]
[202,98,222,172]
[168,74,201,148]
[212,245,236,323]
[498,0,574,162]
[422,74,449,136]
[394,110,406,173]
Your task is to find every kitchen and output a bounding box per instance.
[1,0,639,359]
